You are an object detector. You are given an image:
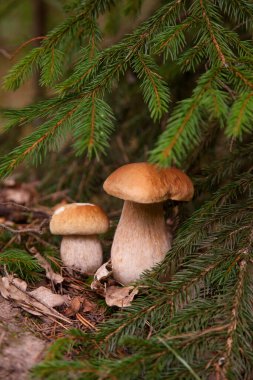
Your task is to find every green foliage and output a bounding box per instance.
[131,53,170,121]
[33,144,253,379]
[3,48,43,90]
[0,249,42,282]
[226,92,253,138]
[2,1,253,379]
[0,100,79,177]
[40,48,65,87]
[1,0,253,173]
[72,96,115,158]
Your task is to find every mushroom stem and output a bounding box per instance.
[60,235,103,274]
[111,201,171,284]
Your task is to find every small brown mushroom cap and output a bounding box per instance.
[50,203,109,235]
[103,162,194,203]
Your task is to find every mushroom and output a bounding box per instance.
[103,163,194,284]
[50,203,109,274]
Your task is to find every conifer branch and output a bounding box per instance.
[215,0,253,31]
[132,52,170,121]
[0,104,78,177]
[12,36,47,58]
[0,249,42,282]
[226,92,253,138]
[222,229,253,376]
[150,67,223,165]
[199,0,227,66]
[72,95,114,158]
[229,66,253,90]
[223,259,247,376]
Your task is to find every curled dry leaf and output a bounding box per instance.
[90,280,105,296]
[82,298,97,313]
[105,286,139,308]
[0,277,9,298]
[64,296,83,317]
[29,286,68,308]
[94,260,112,281]
[11,277,28,292]
[0,276,70,323]
[91,260,113,296]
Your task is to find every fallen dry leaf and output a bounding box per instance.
[12,277,27,292]
[0,278,9,299]
[105,286,139,308]
[90,279,106,296]
[94,261,112,281]
[0,276,70,323]
[0,183,37,205]
[91,261,113,296]
[64,296,82,317]
[82,298,97,313]
[29,286,68,308]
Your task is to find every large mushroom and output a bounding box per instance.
[50,203,109,274]
[103,163,194,284]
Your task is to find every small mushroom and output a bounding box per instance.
[103,163,194,284]
[50,203,109,274]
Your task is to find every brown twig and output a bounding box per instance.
[199,0,227,66]
[0,202,50,218]
[165,324,229,342]
[0,48,11,59]
[11,36,47,59]
[76,313,98,331]
[29,233,57,249]
[0,223,46,235]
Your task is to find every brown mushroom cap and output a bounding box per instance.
[103,163,194,203]
[50,203,109,235]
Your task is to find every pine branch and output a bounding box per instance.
[124,0,144,16]
[55,0,185,96]
[40,48,65,86]
[72,95,115,158]
[152,19,191,60]
[198,0,227,66]
[195,141,253,191]
[227,65,253,92]
[0,249,42,283]
[3,0,114,90]
[157,173,253,275]
[226,91,253,138]
[0,103,78,178]
[2,95,77,131]
[149,67,224,166]
[3,48,43,90]
[222,230,253,379]
[215,0,253,31]
[131,52,170,121]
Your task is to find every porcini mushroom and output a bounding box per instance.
[50,203,109,274]
[103,163,194,284]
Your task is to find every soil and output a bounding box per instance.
[0,295,47,380]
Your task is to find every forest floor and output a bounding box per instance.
[0,178,137,379]
[0,181,107,379]
[0,295,47,380]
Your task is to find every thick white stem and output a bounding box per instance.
[111,201,171,284]
[60,235,103,274]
